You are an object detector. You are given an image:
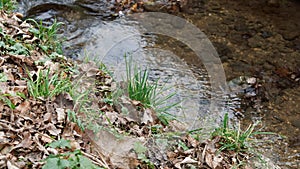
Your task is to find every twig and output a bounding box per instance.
[81,151,110,169]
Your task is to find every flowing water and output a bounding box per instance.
[17,0,300,168]
[17,0,240,130]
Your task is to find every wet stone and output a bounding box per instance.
[262,62,274,70]
[212,42,232,61]
[248,35,265,48]
[280,29,299,41]
[234,23,249,32]
[261,30,273,38]
[292,38,300,51]
[230,61,252,74]
[291,118,300,129]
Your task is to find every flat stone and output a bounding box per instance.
[248,35,265,48]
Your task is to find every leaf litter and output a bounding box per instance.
[0,9,263,169]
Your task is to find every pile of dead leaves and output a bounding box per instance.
[0,11,109,168]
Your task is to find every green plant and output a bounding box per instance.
[0,73,8,82]
[26,18,63,54]
[0,29,30,56]
[125,55,155,107]
[0,0,16,11]
[26,69,71,99]
[43,139,103,169]
[125,55,180,124]
[67,110,85,130]
[68,74,104,132]
[134,142,155,169]
[211,113,274,153]
[0,94,15,109]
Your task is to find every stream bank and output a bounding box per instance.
[15,0,300,168]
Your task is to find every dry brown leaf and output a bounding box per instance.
[87,129,139,169]
[46,147,58,155]
[141,108,154,124]
[56,108,65,123]
[174,162,182,169]
[46,124,61,136]
[33,133,49,154]
[205,152,223,169]
[15,101,30,114]
[43,112,52,122]
[14,80,27,86]
[187,134,198,148]
[7,160,19,169]
[39,133,53,144]
[165,120,187,132]
[180,156,198,164]
[205,153,214,168]
[0,57,4,66]
[0,102,4,113]
[70,140,81,150]
[131,3,138,12]
[12,132,33,150]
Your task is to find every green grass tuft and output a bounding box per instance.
[26,18,64,54]
[212,113,275,153]
[0,0,16,12]
[125,54,180,124]
[26,69,71,99]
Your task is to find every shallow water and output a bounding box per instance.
[17,0,241,132]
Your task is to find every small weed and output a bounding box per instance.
[0,73,8,82]
[0,0,16,12]
[47,139,71,149]
[0,29,30,56]
[43,139,103,169]
[67,110,85,130]
[124,54,180,124]
[68,73,103,132]
[26,69,71,99]
[212,113,275,153]
[125,55,155,107]
[26,18,63,54]
[134,142,155,169]
[0,87,26,109]
[0,94,15,109]
[177,140,189,151]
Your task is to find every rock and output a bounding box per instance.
[281,31,299,41]
[143,1,168,13]
[248,35,264,48]
[180,0,207,13]
[291,118,300,129]
[261,31,273,39]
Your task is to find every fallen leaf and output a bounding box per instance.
[180,156,198,164]
[12,132,33,150]
[15,101,30,114]
[39,133,53,144]
[43,112,52,122]
[56,108,65,123]
[7,160,19,169]
[46,124,61,136]
[141,108,154,124]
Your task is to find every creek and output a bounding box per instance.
[17,0,300,168]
